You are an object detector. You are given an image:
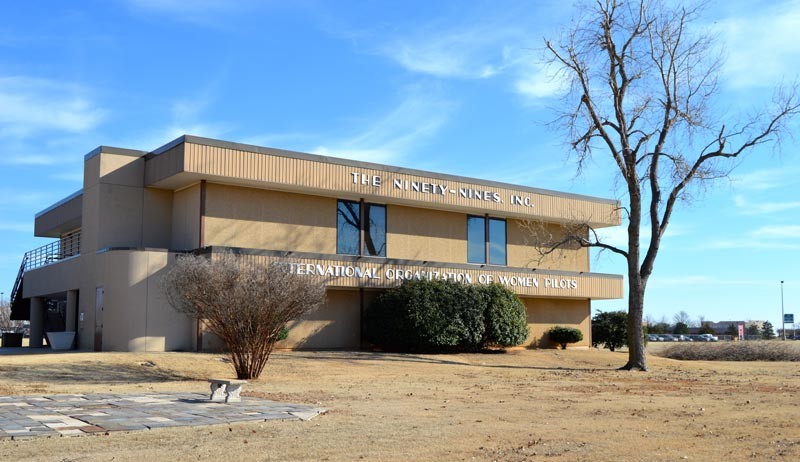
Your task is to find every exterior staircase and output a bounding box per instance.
[9,230,80,320]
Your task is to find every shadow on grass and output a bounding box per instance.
[272,351,613,372]
[0,362,196,384]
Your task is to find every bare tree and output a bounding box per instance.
[673,310,692,326]
[160,253,326,379]
[540,0,799,370]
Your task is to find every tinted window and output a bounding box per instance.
[467,216,486,264]
[488,218,507,265]
[337,200,361,255]
[364,204,386,257]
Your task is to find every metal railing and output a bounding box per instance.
[23,230,81,272]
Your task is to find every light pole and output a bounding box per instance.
[781,281,785,341]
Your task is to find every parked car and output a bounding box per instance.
[661,334,679,342]
[697,334,719,342]
[676,335,692,342]
[647,334,661,342]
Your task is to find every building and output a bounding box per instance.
[10,135,623,351]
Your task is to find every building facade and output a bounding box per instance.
[11,135,623,351]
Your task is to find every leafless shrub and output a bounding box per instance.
[656,341,800,362]
[0,303,23,332]
[160,253,326,379]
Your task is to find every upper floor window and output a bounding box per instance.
[467,215,506,265]
[337,200,386,257]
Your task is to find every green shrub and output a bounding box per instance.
[482,284,529,347]
[547,326,583,349]
[365,279,528,352]
[591,310,627,351]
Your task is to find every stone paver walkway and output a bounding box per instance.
[0,393,325,439]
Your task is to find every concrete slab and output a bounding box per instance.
[0,392,325,439]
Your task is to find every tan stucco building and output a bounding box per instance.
[11,135,622,351]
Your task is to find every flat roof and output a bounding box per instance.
[37,134,620,217]
[151,135,620,206]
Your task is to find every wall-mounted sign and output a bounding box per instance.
[287,262,578,291]
[350,172,535,209]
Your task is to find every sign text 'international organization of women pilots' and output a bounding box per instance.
[350,172,535,208]
[288,262,579,291]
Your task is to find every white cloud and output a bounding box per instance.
[358,8,564,103]
[311,86,456,165]
[0,76,106,139]
[649,275,771,288]
[750,225,800,239]
[703,224,800,250]
[122,0,255,25]
[379,24,523,80]
[715,1,800,89]
[731,166,800,192]
[514,62,568,102]
[733,194,800,215]
[0,222,31,233]
[594,222,690,253]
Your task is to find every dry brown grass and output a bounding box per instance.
[655,340,800,361]
[0,349,798,461]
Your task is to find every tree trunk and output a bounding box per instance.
[621,277,647,370]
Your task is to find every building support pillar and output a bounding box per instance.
[66,290,78,332]
[29,297,45,348]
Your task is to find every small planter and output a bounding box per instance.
[46,331,75,350]
[1,332,23,347]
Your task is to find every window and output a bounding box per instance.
[337,200,386,257]
[467,216,486,264]
[488,218,507,265]
[467,215,507,265]
[337,200,361,255]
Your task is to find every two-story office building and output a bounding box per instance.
[10,135,623,351]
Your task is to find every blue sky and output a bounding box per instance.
[1,0,798,330]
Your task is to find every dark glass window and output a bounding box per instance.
[337,200,387,257]
[468,216,507,265]
[467,216,486,264]
[488,218,507,265]
[336,200,361,255]
[364,204,386,257]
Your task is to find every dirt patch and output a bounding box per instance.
[0,349,798,461]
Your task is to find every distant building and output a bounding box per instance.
[704,320,764,335]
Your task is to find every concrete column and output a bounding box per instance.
[65,290,78,332]
[29,297,45,348]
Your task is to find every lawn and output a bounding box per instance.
[0,348,797,461]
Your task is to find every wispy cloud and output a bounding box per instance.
[594,222,690,251]
[115,96,232,151]
[750,225,800,239]
[733,194,800,215]
[377,24,523,80]
[715,1,800,89]
[649,275,772,288]
[704,224,800,250]
[514,62,568,103]
[311,86,456,165]
[122,0,256,26]
[0,76,106,139]
[336,5,565,103]
[731,166,800,192]
[0,222,31,233]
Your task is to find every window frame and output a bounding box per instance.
[336,199,387,257]
[467,214,507,266]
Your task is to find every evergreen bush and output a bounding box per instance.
[547,326,584,349]
[482,284,529,347]
[365,279,529,352]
